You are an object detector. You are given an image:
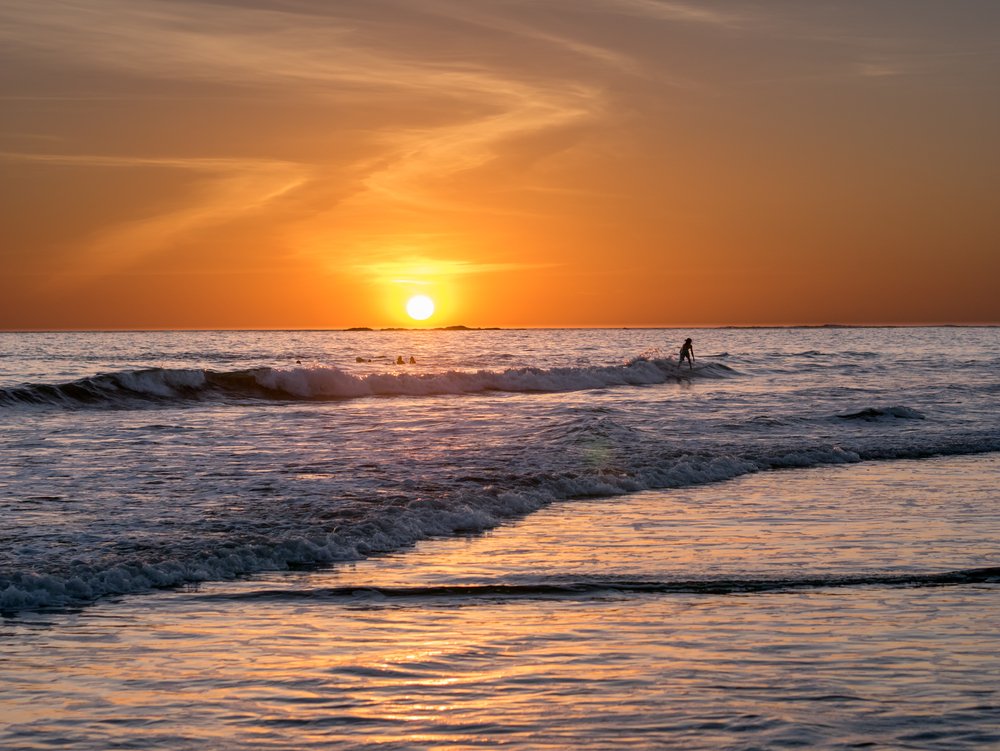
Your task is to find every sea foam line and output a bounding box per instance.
[3,438,999,613]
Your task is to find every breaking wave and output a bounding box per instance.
[3,435,999,613]
[0,358,736,408]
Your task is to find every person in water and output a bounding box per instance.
[679,338,694,369]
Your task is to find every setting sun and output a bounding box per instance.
[406,294,435,321]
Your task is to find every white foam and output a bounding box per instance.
[1,442,951,613]
[254,358,731,400]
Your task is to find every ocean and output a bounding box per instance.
[1,327,998,749]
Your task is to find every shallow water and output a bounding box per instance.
[1,328,999,748]
[3,455,998,750]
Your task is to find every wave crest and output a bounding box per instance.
[0,358,736,408]
[3,437,999,613]
[838,406,926,421]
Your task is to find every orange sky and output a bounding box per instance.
[1,0,998,329]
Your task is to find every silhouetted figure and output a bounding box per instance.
[679,338,694,369]
[409,356,416,364]
[396,356,404,365]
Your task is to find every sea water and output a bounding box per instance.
[1,328,998,749]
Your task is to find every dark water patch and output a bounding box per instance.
[204,567,1000,604]
[838,406,926,421]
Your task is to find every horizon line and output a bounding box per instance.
[1,323,998,334]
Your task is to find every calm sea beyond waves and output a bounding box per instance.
[2,327,998,749]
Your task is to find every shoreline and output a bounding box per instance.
[4,454,998,749]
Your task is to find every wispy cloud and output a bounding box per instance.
[856,61,904,78]
[0,0,610,226]
[402,0,637,72]
[584,0,742,27]
[0,150,310,284]
[0,151,301,172]
[0,132,64,142]
[350,256,557,283]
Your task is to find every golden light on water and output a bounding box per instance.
[406,295,435,321]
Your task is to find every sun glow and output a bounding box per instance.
[406,294,435,321]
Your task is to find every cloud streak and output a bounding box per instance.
[0,0,611,233]
[0,150,310,284]
[352,257,557,282]
[586,0,742,27]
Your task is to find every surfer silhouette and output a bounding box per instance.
[679,338,694,369]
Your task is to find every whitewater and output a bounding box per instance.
[1,327,998,610]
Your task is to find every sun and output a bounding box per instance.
[406,294,435,321]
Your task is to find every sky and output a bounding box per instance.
[1,0,998,329]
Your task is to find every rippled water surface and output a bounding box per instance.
[4,455,999,750]
[1,328,998,748]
